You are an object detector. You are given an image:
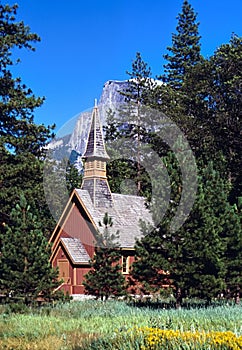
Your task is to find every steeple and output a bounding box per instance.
[82,102,109,161]
[81,104,112,208]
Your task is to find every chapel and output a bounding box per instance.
[49,104,152,295]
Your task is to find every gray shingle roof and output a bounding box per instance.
[82,106,109,160]
[76,189,153,248]
[82,178,113,208]
[61,237,90,264]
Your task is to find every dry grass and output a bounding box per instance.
[0,332,99,350]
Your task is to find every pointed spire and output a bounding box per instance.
[82,103,109,161]
[81,104,112,208]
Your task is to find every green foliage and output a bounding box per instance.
[101,0,242,307]
[222,202,241,300]
[83,214,127,300]
[0,194,61,304]
[0,3,55,238]
[43,154,83,224]
[66,160,83,194]
[118,53,154,196]
[162,0,202,88]
[184,34,242,201]
[124,52,154,105]
[131,161,241,306]
[0,0,240,315]
[42,155,70,222]
[0,4,39,67]
[105,53,157,197]
[154,0,209,161]
[105,11,241,305]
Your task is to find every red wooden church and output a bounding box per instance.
[49,105,152,295]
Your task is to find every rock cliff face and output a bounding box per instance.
[69,80,128,154]
[48,80,129,165]
[99,80,128,106]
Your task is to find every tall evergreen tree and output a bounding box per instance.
[0,195,61,304]
[43,155,81,223]
[222,200,241,303]
[131,161,239,307]
[181,34,242,200]
[106,53,157,197]
[83,213,126,300]
[66,159,83,194]
[156,1,218,162]
[162,0,202,89]
[149,1,206,167]
[0,3,55,236]
[121,52,154,195]
[104,109,139,194]
[205,35,240,200]
[123,52,154,105]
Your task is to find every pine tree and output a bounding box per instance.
[121,52,153,195]
[105,53,157,197]
[43,155,74,223]
[66,160,83,194]
[83,213,126,300]
[222,201,241,303]
[203,35,241,201]
[178,162,228,303]
[180,34,242,200]
[0,3,55,237]
[155,1,211,160]
[123,52,154,105]
[162,0,202,89]
[104,109,138,194]
[0,195,61,304]
[131,161,238,307]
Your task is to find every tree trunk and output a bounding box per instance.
[137,101,141,196]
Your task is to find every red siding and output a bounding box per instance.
[52,246,67,267]
[52,251,138,295]
[63,204,96,257]
[52,247,73,283]
[72,285,85,294]
[76,267,91,285]
[51,230,71,253]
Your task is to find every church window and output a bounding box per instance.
[122,256,130,274]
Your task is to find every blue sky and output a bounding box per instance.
[12,0,242,132]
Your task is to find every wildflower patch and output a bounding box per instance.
[134,327,242,350]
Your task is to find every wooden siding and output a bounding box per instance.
[57,260,70,283]
[76,267,91,285]
[52,245,73,284]
[52,248,137,294]
[52,245,66,267]
[72,285,85,294]
[62,203,95,257]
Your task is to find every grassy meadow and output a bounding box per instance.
[0,300,241,349]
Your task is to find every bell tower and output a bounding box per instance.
[81,103,112,208]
